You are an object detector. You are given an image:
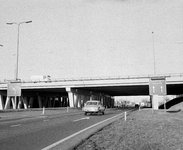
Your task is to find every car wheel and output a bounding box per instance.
[102,112,105,115]
[85,112,87,115]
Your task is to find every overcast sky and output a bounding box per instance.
[0,0,183,81]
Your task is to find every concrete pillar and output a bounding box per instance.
[17,97,23,109]
[66,87,74,107]
[45,97,49,107]
[60,97,63,107]
[48,97,52,107]
[29,97,34,108]
[80,95,85,108]
[13,96,19,109]
[76,94,81,108]
[74,94,81,108]
[23,97,28,109]
[11,97,15,109]
[101,97,104,105]
[152,95,159,110]
[90,95,93,100]
[0,95,4,110]
[73,94,77,107]
[52,97,56,107]
[68,92,74,107]
[4,96,11,109]
[150,95,153,108]
[38,96,43,108]
[63,97,66,107]
[66,98,69,107]
[75,94,78,108]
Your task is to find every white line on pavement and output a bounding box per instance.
[10,124,21,128]
[73,117,90,122]
[43,120,49,122]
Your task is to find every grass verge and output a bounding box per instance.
[75,110,183,150]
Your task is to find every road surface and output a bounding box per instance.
[0,108,133,150]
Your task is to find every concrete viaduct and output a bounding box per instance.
[0,73,183,110]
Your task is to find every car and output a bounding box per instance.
[82,100,105,115]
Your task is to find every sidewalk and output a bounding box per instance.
[0,107,83,120]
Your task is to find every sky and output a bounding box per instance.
[0,0,183,81]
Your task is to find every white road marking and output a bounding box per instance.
[43,120,49,122]
[42,111,132,150]
[11,124,21,127]
[36,116,47,118]
[73,117,90,122]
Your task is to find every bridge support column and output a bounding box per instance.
[75,94,81,108]
[80,95,85,108]
[4,96,11,109]
[23,97,28,109]
[0,95,4,110]
[12,97,18,109]
[152,95,159,110]
[29,97,34,108]
[38,96,43,108]
[66,87,74,107]
[17,97,22,109]
[68,92,74,107]
[101,96,104,105]
[47,97,52,107]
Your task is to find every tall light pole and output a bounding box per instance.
[152,31,156,75]
[7,21,32,81]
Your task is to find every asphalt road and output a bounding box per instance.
[0,108,133,150]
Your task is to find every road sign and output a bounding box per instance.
[7,82,21,96]
[149,77,167,95]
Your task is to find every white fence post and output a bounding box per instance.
[42,107,45,115]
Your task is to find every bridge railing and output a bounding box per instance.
[0,73,183,84]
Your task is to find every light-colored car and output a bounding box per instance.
[82,100,105,115]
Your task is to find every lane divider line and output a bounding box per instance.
[73,117,90,122]
[42,110,132,150]
[43,120,49,122]
[10,124,21,128]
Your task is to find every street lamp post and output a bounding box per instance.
[152,31,156,75]
[7,21,32,81]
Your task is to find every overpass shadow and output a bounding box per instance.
[159,96,183,110]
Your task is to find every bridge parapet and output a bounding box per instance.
[0,73,183,90]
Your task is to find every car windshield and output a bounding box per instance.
[86,101,98,105]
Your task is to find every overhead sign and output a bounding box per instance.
[149,77,167,96]
[7,81,21,96]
